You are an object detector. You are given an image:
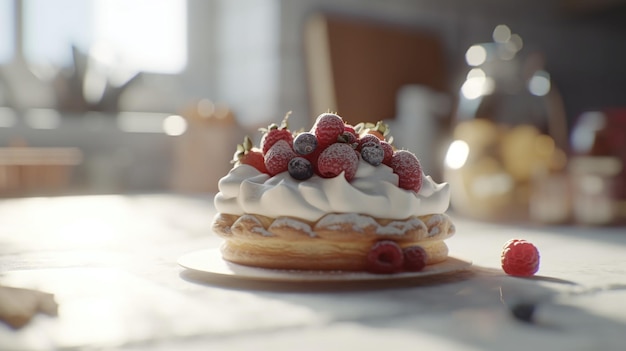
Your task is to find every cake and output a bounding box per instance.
[212,112,454,273]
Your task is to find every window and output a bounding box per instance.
[0,0,14,63]
[10,0,187,74]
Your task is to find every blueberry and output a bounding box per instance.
[361,145,384,166]
[288,157,313,180]
[293,132,318,155]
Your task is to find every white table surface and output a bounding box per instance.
[0,194,625,351]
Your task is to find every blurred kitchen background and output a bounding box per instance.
[0,0,625,225]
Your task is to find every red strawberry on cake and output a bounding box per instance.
[233,136,268,174]
[213,112,454,273]
[260,113,293,154]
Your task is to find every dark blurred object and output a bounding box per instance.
[52,46,141,113]
[0,71,17,109]
[569,156,622,225]
[570,108,626,223]
[304,12,447,125]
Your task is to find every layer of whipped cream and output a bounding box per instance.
[214,159,450,222]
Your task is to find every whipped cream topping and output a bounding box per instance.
[214,159,450,222]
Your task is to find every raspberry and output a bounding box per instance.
[293,132,318,155]
[233,136,268,174]
[261,128,293,155]
[380,141,394,165]
[260,115,293,154]
[288,157,313,180]
[264,140,296,176]
[389,150,423,192]
[402,246,427,272]
[501,239,540,277]
[366,240,404,274]
[312,113,345,146]
[316,143,359,181]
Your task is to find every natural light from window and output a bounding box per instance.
[22,0,187,74]
[0,0,14,63]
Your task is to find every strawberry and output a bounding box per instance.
[366,122,388,141]
[380,140,394,165]
[260,113,293,154]
[390,150,423,192]
[501,239,540,277]
[233,136,268,173]
[355,120,391,141]
[264,139,296,176]
[312,113,345,146]
[316,142,359,181]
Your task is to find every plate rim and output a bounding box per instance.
[178,248,472,283]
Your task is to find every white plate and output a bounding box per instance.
[178,249,472,283]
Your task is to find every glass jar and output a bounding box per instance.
[444,25,569,223]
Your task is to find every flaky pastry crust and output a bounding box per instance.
[212,212,456,271]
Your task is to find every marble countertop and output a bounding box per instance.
[0,194,625,350]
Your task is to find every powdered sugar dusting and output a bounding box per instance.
[376,218,426,235]
[269,217,317,237]
[243,214,273,237]
[251,227,273,236]
[427,214,443,226]
[427,214,444,237]
[314,213,377,232]
[429,226,440,236]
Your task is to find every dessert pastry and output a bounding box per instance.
[212,113,454,273]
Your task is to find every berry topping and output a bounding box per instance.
[366,240,404,274]
[355,120,391,141]
[338,124,359,145]
[344,124,358,139]
[390,150,423,192]
[501,239,540,277]
[293,132,318,155]
[231,113,434,190]
[288,157,314,180]
[361,144,384,166]
[402,246,427,272]
[312,113,345,146]
[264,139,296,176]
[233,135,268,174]
[380,140,394,165]
[260,113,293,154]
[357,134,381,150]
[316,143,359,181]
